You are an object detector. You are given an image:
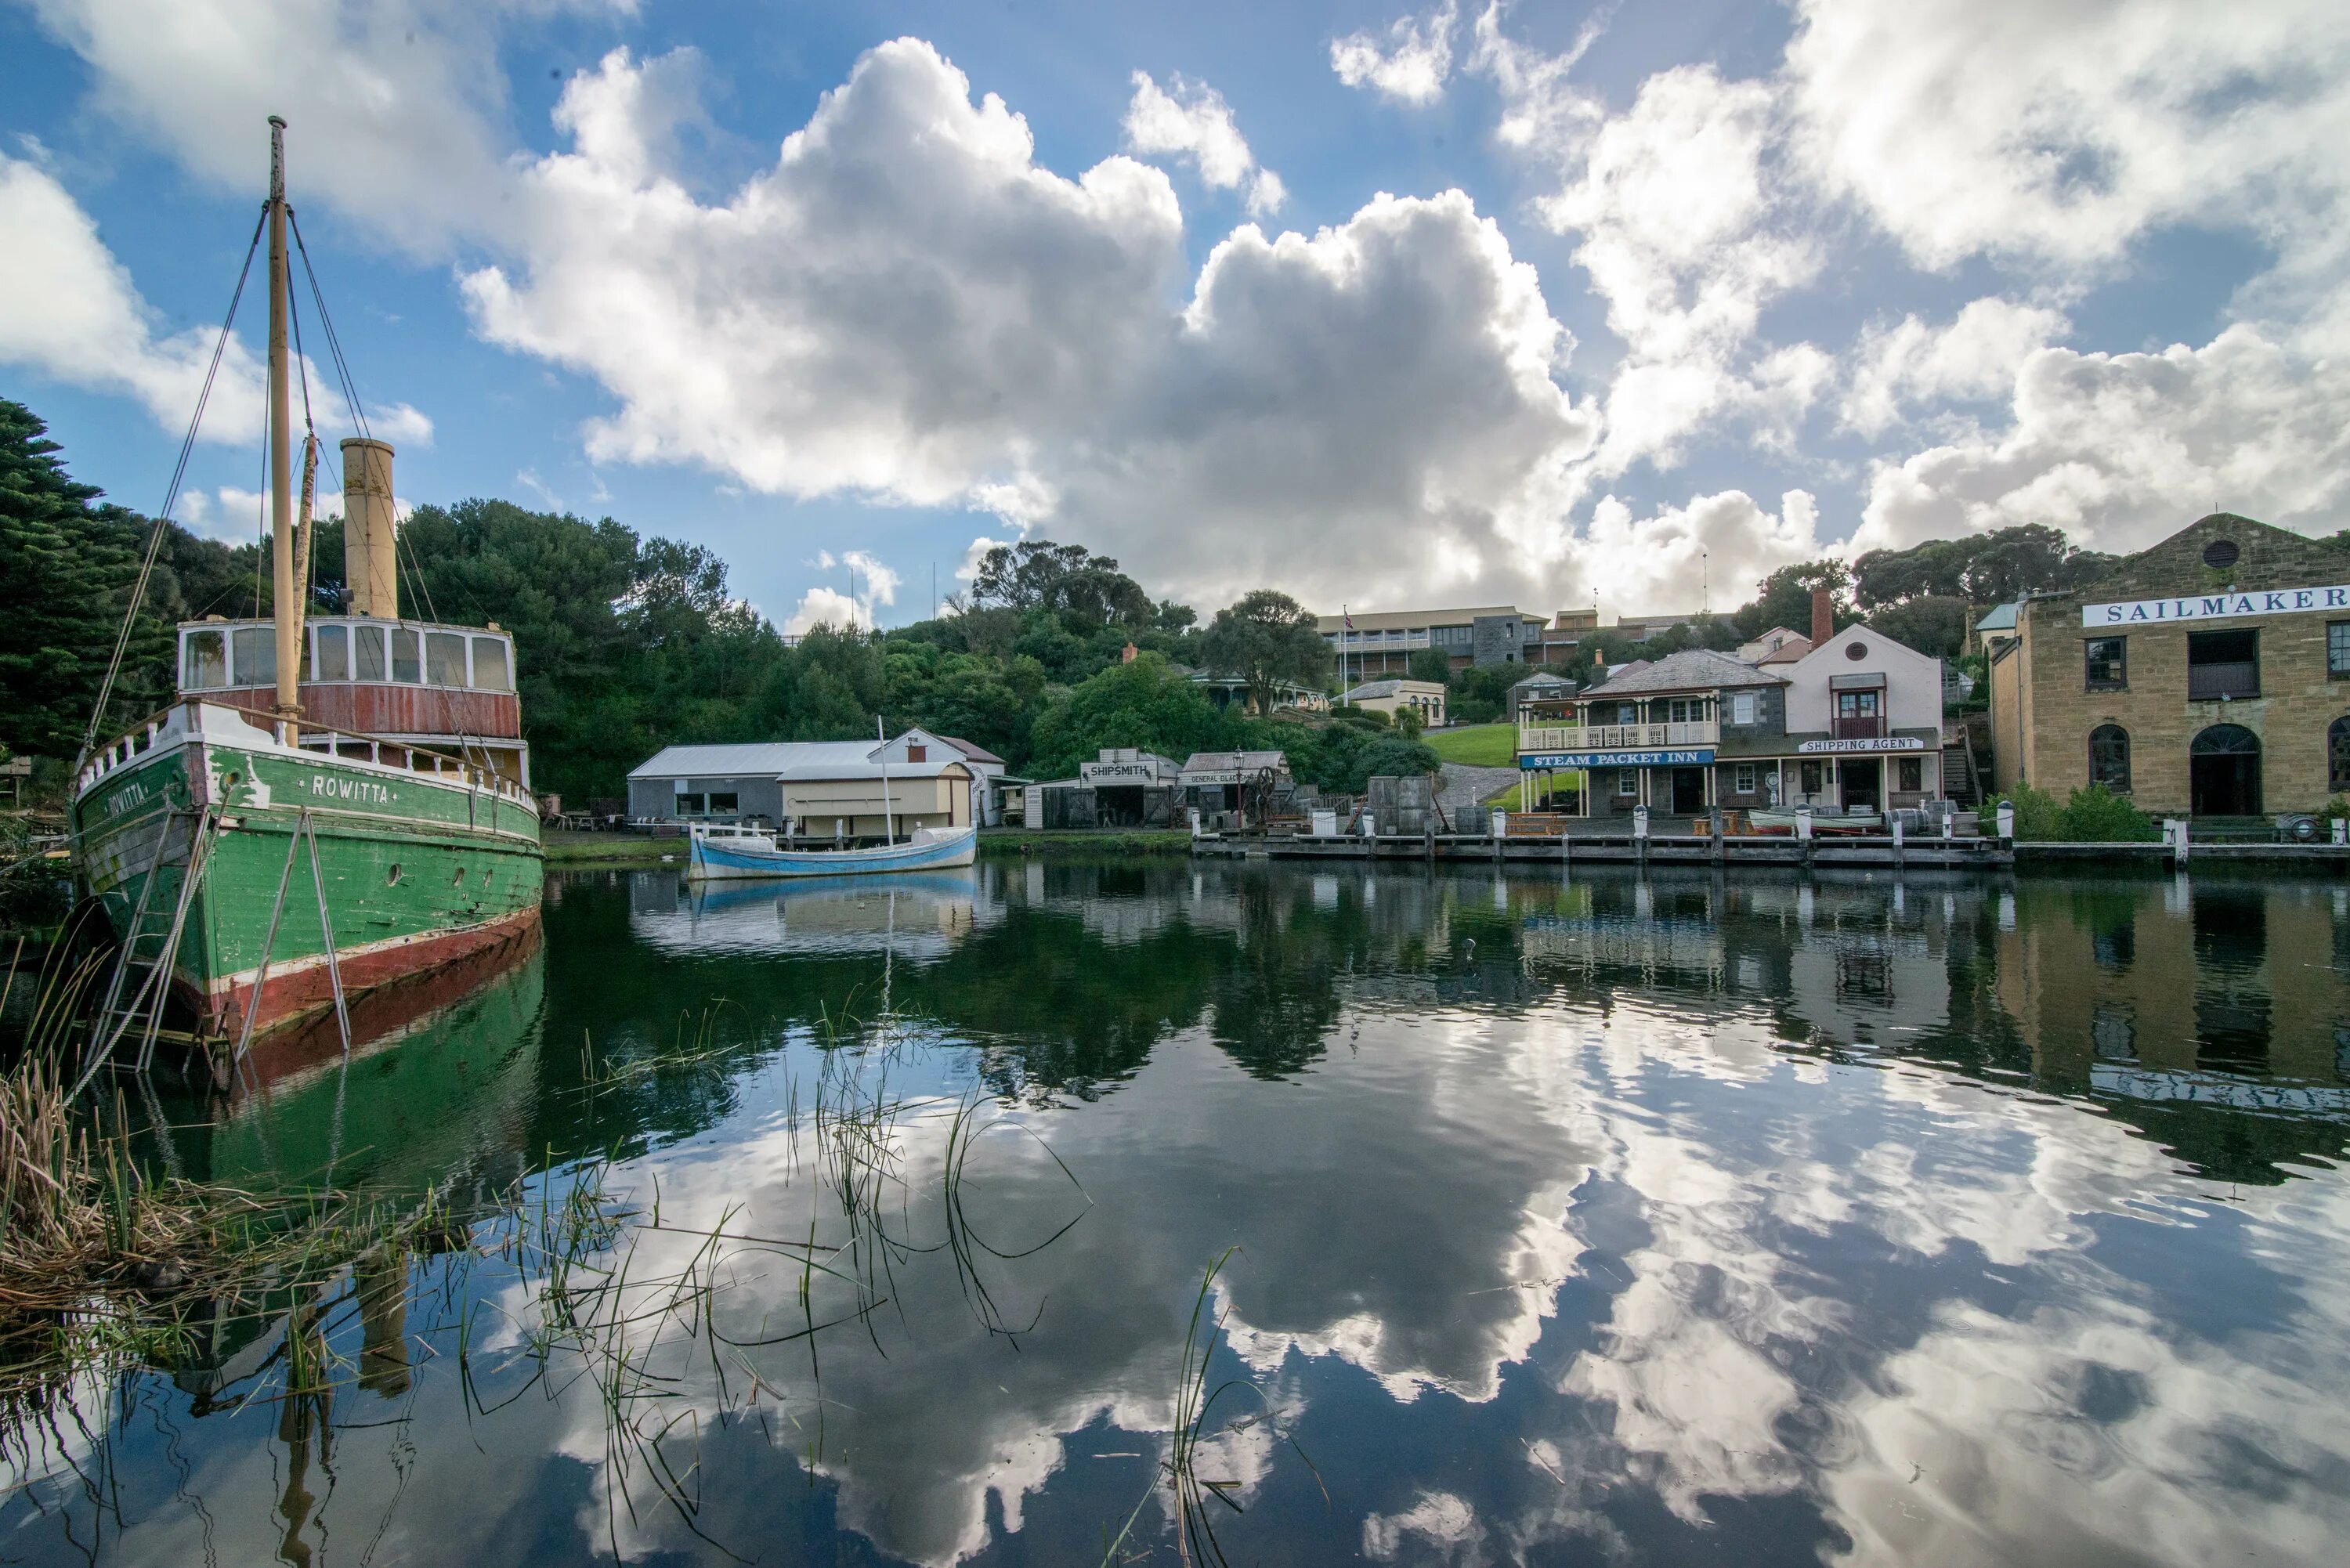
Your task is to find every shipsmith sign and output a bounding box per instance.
[1080,761,1167,786]
[1520,749,1713,770]
[2082,585,2350,628]
[1795,737,1927,754]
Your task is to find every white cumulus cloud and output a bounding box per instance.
[1122,70,1285,215]
[1851,325,2350,555]
[0,153,431,459]
[1330,1,1458,107]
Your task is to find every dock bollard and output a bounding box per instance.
[1996,802,2015,841]
[1633,805,1649,863]
[2334,818,2346,847]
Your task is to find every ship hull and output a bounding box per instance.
[70,704,544,1042]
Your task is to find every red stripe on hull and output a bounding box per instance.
[201,907,543,1039]
[232,921,543,1091]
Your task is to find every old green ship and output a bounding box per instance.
[69,119,542,1068]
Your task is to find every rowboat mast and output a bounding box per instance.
[266,114,303,750]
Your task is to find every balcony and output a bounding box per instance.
[1520,721,1719,754]
[1831,714,1885,740]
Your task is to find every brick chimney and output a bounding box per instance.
[1121,641,1138,663]
[1810,587,1833,646]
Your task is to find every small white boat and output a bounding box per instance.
[1747,807,1883,836]
[685,822,978,880]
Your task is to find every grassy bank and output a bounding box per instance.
[543,832,682,868]
[1426,724,1515,768]
[977,829,1193,858]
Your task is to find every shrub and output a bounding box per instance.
[1984,784,2063,840]
[2056,784,2160,842]
[1985,782,2159,842]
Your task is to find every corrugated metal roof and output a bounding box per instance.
[1581,649,1784,696]
[630,741,876,779]
[942,735,1006,765]
[775,758,970,782]
[1975,602,2020,631]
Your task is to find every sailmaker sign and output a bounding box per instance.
[2082,584,2350,628]
[1520,749,1713,770]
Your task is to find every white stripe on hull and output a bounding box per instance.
[687,826,978,880]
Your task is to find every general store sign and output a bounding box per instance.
[1795,737,1927,754]
[2082,585,2350,628]
[1520,749,1712,770]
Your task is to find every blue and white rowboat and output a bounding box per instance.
[685,823,978,880]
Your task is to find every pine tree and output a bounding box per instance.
[0,400,154,756]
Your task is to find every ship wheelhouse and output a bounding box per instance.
[177,616,530,788]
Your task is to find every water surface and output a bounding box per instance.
[7,861,2349,1566]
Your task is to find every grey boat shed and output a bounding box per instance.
[627,730,976,837]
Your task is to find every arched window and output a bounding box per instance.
[2330,715,2350,794]
[2088,724,2131,793]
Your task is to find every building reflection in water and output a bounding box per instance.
[5,861,2348,1568]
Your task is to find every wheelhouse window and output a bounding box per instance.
[472,636,512,692]
[2084,637,2127,691]
[355,623,388,681]
[183,629,227,688]
[230,626,275,687]
[390,627,421,683]
[315,623,349,681]
[2089,724,2130,792]
[2329,620,2350,677]
[2186,628,2258,699]
[426,630,468,686]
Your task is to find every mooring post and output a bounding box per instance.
[1709,807,1724,865]
[1797,804,1813,867]
[1997,802,2016,844]
[1892,812,1904,868]
[1633,804,1649,865]
[1490,809,1504,863]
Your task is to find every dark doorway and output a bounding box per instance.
[2189,724,2261,815]
[1670,767,1705,814]
[1095,786,1146,826]
[1840,757,1882,811]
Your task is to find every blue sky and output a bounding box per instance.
[4,1,2345,633]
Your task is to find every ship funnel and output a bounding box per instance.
[341,437,398,619]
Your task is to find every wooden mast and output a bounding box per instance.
[266,115,301,746]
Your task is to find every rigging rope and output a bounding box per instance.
[79,205,268,762]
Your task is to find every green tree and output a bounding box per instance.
[1734,560,1854,640]
[0,402,161,756]
[1026,653,1225,776]
[1864,595,1972,659]
[1405,647,1453,685]
[1200,590,1331,715]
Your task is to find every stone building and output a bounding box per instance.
[1987,513,2350,815]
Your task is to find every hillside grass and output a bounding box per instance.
[1424,724,1516,768]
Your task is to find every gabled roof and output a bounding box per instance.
[630,728,958,780]
[631,741,873,779]
[1581,649,1783,697]
[1975,602,2019,632]
[942,735,1006,766]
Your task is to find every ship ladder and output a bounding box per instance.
[74,804,219,1097]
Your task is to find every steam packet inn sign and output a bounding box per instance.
[2082,584,2350,627]
[1520,749,1713,770]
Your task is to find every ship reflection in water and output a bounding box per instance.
[6,862,2350,1567]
